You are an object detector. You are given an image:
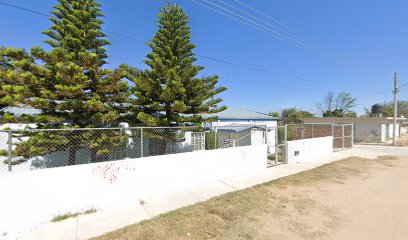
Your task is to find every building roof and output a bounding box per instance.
[205,108,278,121]
[302,117,408,124]
[0,106,42,117]
[215,124,264,133]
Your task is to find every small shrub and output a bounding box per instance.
[51,208,97,222]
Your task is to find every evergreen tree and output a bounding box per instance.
[1,0,129,165]
[122,3,226,155]
[123,3,226,127]
[0,48,38,121]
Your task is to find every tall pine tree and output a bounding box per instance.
[122,3,226,155]
[123,3,226,127]
[1,0,129,165]
[0,48,39,121]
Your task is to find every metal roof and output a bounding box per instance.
[205,108,278,121]
[215,124,264,133]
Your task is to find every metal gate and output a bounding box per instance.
[333,123,354,151]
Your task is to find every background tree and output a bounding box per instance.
[365,101,408,117]
[268,112,280,118]
[280,107,314,124]
[316,92,357,117]
[122,3,226,155]
[1,0,129,165]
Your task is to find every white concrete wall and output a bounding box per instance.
[354,122,382,142]
[380,123,400,142]
[0,144,267,233]
[287,136,333,163]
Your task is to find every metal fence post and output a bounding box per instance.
[284,125,288,164]
[331,123,334,137]
[351,124,354,147]
[342,125,345,150]
[264,125,268,145]
[140,128,144,158]
[215,127,218,150]
[312,124,314,138]
[275,127,278,165]
[8,129,12,172]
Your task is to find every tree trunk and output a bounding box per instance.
[91,148,98,163]
[68,145,76,166]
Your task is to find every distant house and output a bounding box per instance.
[302,117,407,143]
[203,108,279,153]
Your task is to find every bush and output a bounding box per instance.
[205,132,217,150]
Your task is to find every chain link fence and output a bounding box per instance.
[0,123,354,173]
[0,126,269,173]
[0,127,204,173]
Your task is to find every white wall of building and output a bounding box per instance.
[206,120,277,154]
[354,123,382,143]
[208,119,278,128]
[287,136,333,164]
[0,144,267,233]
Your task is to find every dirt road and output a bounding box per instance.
[325,156,408,240]
[95,153,408,240]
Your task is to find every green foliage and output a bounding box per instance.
[316,92,357,117]
[122,3,227,127]
[280,107,314,123]
[51,208,97,222]
[366,101,408,117]
[323,109,357,118]
[0,0,130,164]
[0,150,7,156]
[205,132,217,150]
[268,112,280,118]
[0,112,17,123]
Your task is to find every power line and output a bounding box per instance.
[0,1,50,17]
[190,0,329,57]
[190,0,382,80]
[231,0,335,55]
[196,54,335,85]
[105,31,146,43]
[0,0,335,86]
[398,81,408,90]
[355,91,391,99]
[0,0,392,99]
[219,76,327,93]
[213,0,333,56]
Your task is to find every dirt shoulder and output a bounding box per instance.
[93,155,408,240]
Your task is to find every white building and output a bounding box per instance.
[203,108,279,153]
[303,117,407,143]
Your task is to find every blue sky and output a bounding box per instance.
[1,0,408,115]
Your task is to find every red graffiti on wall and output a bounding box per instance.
[92,162,122,183]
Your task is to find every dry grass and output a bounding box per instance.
[397,135,408,146]
[51,208,97,223]
[93,155,398,240]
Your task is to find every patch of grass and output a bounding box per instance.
[92,155,397,240]
[51,208,97,222]
[267,154,285,162]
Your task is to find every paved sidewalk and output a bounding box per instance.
[2,145,407,240]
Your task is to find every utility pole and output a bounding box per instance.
[393,72,398,146]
